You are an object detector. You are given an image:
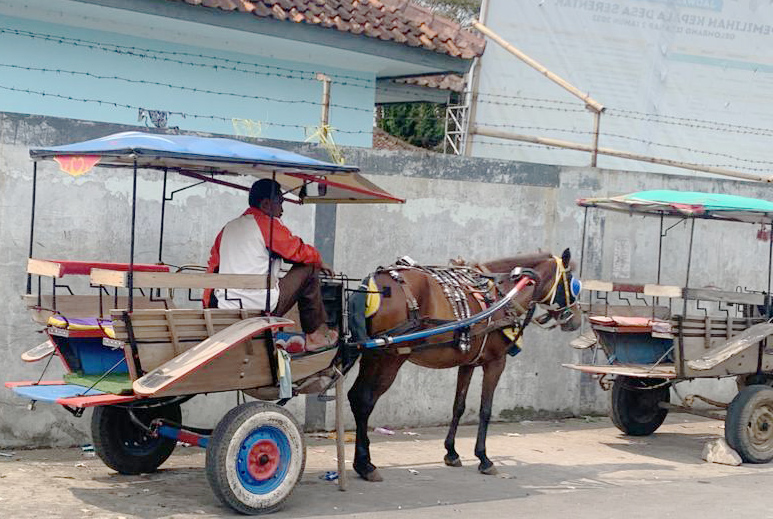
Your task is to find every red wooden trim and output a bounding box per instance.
[4,380,65,388]
[612,282,645,293]
[48,327,110,338]
[285,172,405,203]
[39,260,170,276]
[57,394,138,408]
[178,171,250,192]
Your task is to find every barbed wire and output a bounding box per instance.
[0,84,370,134]
[472,133,772,173]
[471,139,578,151]
[605,109,773,137]
[0,63,371,113]
[472,91,580,106]
[475,122,773,168]
[6,24,768,134]
[0,27,374,87]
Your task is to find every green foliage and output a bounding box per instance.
[375,1,481,150]
[378,103,446,150]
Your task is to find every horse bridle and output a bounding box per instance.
[532,256,581,328]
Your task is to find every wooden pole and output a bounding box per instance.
[591,111,602,167]
[335,374,347,491]
[317,73,331,139]
[472,126,770,182]
[315,71,347,490]
[472,21,605,114]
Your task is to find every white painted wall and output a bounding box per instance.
[471,0,773,178]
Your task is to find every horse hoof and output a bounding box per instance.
[444,455,462,467]
[361,468,383,482]
[479,464,498,475]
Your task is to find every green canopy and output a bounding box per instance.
[578,190,773,223]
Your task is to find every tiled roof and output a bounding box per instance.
[395,73,465,92]
[174,0,485,59]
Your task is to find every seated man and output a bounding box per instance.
[204,178,338,351]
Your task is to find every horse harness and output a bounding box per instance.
[376,256,576,364]
[378,258,525,362]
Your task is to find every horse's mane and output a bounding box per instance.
[479,252,553,273]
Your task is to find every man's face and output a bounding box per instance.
[260,195,284,218]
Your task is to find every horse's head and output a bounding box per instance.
[482,248,582,332]
[534,248,582,331]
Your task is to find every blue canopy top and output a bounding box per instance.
[30,131,358,173]
[29,131,403,203]
[578,190,773,223]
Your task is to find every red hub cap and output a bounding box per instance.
[247,439,280,480]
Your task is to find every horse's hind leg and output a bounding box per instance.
[444,365,475,468]
[476,356,506,475]
[348,351,406,482]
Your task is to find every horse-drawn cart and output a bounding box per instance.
[6,131,409,514]
[568,190,773,463]
[6,131,552,513]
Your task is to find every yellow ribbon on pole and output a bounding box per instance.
[305,124,346,165]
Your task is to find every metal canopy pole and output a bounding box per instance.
[579,206,588,279]
[759,219,773,375]
[264,172,277,315]
[679,218,696,376]
[26,162,38,294]
[158,168,168,264]
[129,159,138,312]
[657,213,664,285]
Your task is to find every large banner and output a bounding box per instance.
[471,0,773,177]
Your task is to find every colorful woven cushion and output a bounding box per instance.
[47,315,115,338]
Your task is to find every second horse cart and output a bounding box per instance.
[568,190,773,464]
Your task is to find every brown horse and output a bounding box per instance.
[347,249,582,481]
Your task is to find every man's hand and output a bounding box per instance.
[319,262,335,277]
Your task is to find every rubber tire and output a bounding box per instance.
[725,384,773,463]
[610,376,670,436]
[206,402,306,515]
[92,403,181,475]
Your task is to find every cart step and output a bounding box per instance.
[687,322,773,371]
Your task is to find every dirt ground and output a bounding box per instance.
[2,414,773,519]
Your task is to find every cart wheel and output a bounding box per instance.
[725,384,773,463]
[206,401,305,515]
[92,403,181,475]
[610,376,670,436]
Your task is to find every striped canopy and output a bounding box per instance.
[578,190,773,223]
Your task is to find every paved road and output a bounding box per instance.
[2,414,773,518]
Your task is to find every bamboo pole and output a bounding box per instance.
[472,21,604,113]
[335,375,347,491]
[472,126,771,182]
[591,111,602,167]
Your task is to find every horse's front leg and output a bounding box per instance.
[475,355,506,475]
[444,364,475,467]
[347,351,406,482]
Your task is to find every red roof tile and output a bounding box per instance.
[172,0,485,59]
[395,73,465,93]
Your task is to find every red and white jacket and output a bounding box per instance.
[204,207,322,309]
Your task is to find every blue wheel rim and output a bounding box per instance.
[236,426,292,494]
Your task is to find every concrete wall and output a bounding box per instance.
[3,113,773,447]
